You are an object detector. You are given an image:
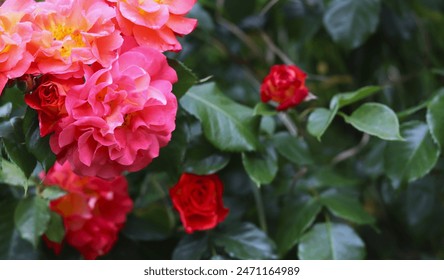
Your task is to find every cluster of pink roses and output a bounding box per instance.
[1,0,197,179]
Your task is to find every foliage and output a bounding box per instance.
[2,0,444,260]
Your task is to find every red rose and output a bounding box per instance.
[24,75,82,136]
[42,162,133,260]
[169,173,229,234]
[260,64,309,111]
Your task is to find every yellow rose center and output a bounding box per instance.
[51,24,85,58]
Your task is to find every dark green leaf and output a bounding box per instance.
[298,222,365,259]
[184,135,231,175]
[330,86,381,110]
[0,198,38,259]
[168,59,198,99]
[426,88,444,149]
[385,121,440,188]
[14,196,51,248]
[180,83,259,152]
[341,103,403,141]
[253,103,277,116]
[275,198,322,256]
[323,0,381,49]
[307,108,336,141]
[320,191,375,225]
[0,103,12,119]
[172,233,209,260]
[44,212,65,243]
[0,159,29,192]
[273,132,313,165]
[242,146,278,185]
[214,222,277,260]
[23,108,55,172]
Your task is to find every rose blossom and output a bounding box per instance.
[24,75,83,137]
[260,65,309,111]
[42,161,133,260]
[108,0,197,52]
[50,45,178,179]
[26,0,123,76]
[0,0,35,94]
[169,173,229,234]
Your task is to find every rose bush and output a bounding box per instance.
[1,0,444,261]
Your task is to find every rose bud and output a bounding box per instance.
[169,173,229,234]
[260,64,309,111]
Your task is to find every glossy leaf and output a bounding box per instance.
[172,233,209,260]
[320,191,375,225]
[330,86,381,110]
[307,108,336,141]
[0,199,37,259]
[242,146,278,185]
[324,0,381,49]
[272,132,313,165]
[426,88,444,149]
[385,121,440,188]
[180,83,259,152]
[342,103,403,141]
[275,198,322,256]
[168,58,198,99]
[23,108,55,172]
[44,212,65,243]
[214,223,277,260]
[298,222,365,260]
[14,196,51,248]
[0,159,29,191]
[183,136,231,175]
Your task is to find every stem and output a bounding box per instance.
[396,99,430,120]
[251,184,268,234]
[259,0,279,16]
[331,133,370,165]
[278,112,298,136]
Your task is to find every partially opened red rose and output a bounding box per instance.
[260,64,309,111]
[170,173,229,234]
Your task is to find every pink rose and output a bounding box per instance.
[50,45,178,179]
[0,0,35,93]
[26,0,123,76]
[109,0,197,52]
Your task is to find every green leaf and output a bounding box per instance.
[272,132,313,165]
[307,108,336,141]
[40,186,67,201]
[330,86,381,110]
[242,146,278,185]
[320,191,375,225]
[341,103,403,141]
[214,222,277,260]
[426,88,444,149]
[323,0,381,49]
[168,59,198,99]
[183,135,231,175]
[44,212,65,243]
[275,198,322,256]
[253,103,277,116]
[298,222,365,260]
[172,233,209,260]
[180,83,259,152]
[1,117,36,177]
[0,159,29,192]
[14,196,51,248]
[0,103,12,119]
[385,121,440,188]
[23,108,55,172]
[0,199,38,259]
